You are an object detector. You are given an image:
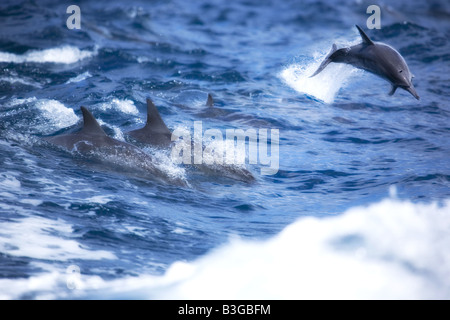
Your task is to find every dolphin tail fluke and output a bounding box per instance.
[310,44,343,78]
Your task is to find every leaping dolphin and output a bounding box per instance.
[45,106,186,186]
[310,25,419,100]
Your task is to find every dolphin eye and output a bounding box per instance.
[399,70,403,73]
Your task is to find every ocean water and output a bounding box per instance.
[0,0,449,299]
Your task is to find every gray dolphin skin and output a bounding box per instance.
[127,96,215,147]
[206,93,214,107]
[127,96,255,183]
[45,106,125,152]
[127,99,173,148]
[311,25,419,100]
[45,106,186,185]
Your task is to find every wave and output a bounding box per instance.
[0,76,42,88]
[0,45,97,64]
[1,196,449,299]
[99,98,139,115]
[65,72,92,84]
[5,97,79,135]
[0,216,116,262]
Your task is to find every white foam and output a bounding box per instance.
[145,148,187,183]
[0,46,97,64]
[5,97,79,134]
[2,197,450,299]
[86,195,114,205]
[280,53,358,104]
[8,97,38,106]
[0,173,21,191]
[19,199,43,206]
[34,99,79,133]
[137,56,150,63]
[96,118,126,141]
[66,71,92,84]
[0,76,42,88]
[280,33,363,104]
[0,216,116,262]
[100,98,139,115]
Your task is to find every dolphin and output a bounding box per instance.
[310,25,419,100]
[45,106,186,185]
[127,96,215,147]
[126,96,255,183]
[127,99,173,148]
[206,93,214,107]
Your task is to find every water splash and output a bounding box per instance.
[280,52,358,103]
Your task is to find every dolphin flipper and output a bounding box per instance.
[388,85,398,96]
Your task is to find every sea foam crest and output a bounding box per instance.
[5,98,79,135]
[0,216,116,262]
[0,76,43,88]
[0,45,97,64]
[2,197,449,299]
[34,99,79,133]
[66,71,92,84]
[145,198,450,299]
[100,99,139,115]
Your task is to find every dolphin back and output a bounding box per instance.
[355,25,375,46]
[127,99,173,147]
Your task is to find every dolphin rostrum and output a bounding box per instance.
[310,25,419,100]
[45,106,186,185]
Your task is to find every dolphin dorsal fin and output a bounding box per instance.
[80,106,107,136]
[206,93,214,107]
[355,25,375,45]
[145,98,170,132]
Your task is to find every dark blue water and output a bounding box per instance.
[0,0,449,299]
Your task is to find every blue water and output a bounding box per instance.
[0,0,449,299]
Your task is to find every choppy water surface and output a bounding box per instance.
[0,0,449,299]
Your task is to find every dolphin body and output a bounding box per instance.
[126,96,214,148]
[311,25,419,100]
[45,106,186,186]
[126,96,255,183]
[127,99,173,148]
